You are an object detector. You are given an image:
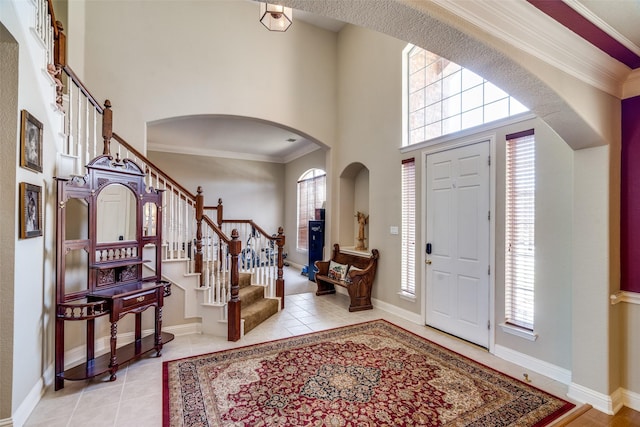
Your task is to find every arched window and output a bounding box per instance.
[403,45,528,146]
[297,169,326,251]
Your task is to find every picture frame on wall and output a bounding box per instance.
[20,182,43,239]
[20,109,43,173]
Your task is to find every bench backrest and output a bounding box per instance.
[331,244,379,270]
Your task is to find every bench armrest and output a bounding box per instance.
[314,260,330,276]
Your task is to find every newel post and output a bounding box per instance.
[53,21,66,67]
[228,229,242,342]
[195,187,204,285]
[102,100,112,155]
[276,227,285,309]
[217,198,223,228]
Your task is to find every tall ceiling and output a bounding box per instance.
[147,0,639,163]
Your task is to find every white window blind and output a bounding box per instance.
[297,170,326,251]
[401,158,416,294]
[505,130,535,330]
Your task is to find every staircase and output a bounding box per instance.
[238,273,280,334]
[36,0,285,341]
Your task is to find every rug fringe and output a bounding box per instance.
[547,403,593,426]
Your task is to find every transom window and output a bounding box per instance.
[404,45,528,146]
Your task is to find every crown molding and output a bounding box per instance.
[563,0,640,58]
[148,142,320,164]
[431,0,628,98]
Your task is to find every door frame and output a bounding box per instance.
[421,133,497,353]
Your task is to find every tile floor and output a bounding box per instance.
[25,291,575,426]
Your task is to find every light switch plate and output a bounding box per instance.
[390,226,399,235]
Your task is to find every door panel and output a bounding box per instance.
[426,141,490,347]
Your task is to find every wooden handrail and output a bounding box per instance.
[112,133,197,201]
[203,216,233,245]
[221,219,281,243]
[62,66,104,112]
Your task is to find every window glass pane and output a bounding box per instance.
[485,82,508,104]
[484,98,509,123]
[425,122,442,139]
[461,107,483,129]
[409,89,425,112]
[461,68,484,90]
[510,97,529,115]
[425,61,443,85]
[425,81,442,105]
[442,60,461,77]
[442,94,461,119]
[425,103,441,125]
[410,127,425,145]
[409,109,425,129]
[409,48,426,74]
[442,70,461,98]
[409,69,425,94]
[425,50,440,67]
[443,115,461,134]
[461,85,484,112]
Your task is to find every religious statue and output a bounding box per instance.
[355,211,369,250]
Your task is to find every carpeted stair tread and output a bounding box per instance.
[242,298,279,334]
[239,285,268,307]
[239,272,252,288]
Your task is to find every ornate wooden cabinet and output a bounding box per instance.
[55,154,173,390]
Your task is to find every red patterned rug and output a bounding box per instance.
[163,320,574,426]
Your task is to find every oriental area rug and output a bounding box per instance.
[163,320,575,426]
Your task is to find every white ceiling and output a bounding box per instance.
[147,1,639,163]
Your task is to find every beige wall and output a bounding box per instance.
[78,0,338,154]
[0,21,18,421]
[148,151,286,234]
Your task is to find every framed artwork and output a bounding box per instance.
[20,110,43,173]
[20,182,43,239]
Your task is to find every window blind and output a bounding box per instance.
[297,171,326,251]
[401,158,416,295]
[505,131,535,330]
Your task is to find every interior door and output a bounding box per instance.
[425,141,490,347]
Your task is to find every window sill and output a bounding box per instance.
[499,322,538,341]
[397,291,416,302]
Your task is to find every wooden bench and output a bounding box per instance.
[314,244,379,312]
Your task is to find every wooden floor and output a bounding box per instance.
[560,406,640,426]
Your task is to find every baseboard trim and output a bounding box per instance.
[494,344,572,385]
[11,375,44,427]
[0,417,13,427]
[623,388,640,412]
[568,382,616,414]
[371,296,423,325]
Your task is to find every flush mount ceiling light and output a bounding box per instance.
[259,3,292,32]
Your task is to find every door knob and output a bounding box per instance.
[425,259,432,265]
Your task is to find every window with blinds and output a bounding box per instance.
[505,130,535,330]
[297,169,326,251]
[401,158,416,295]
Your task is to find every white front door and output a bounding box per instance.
[425,141,490,348]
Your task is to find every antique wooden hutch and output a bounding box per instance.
[55,154,172,390]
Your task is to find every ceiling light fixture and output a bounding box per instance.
[259,3,292,32]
